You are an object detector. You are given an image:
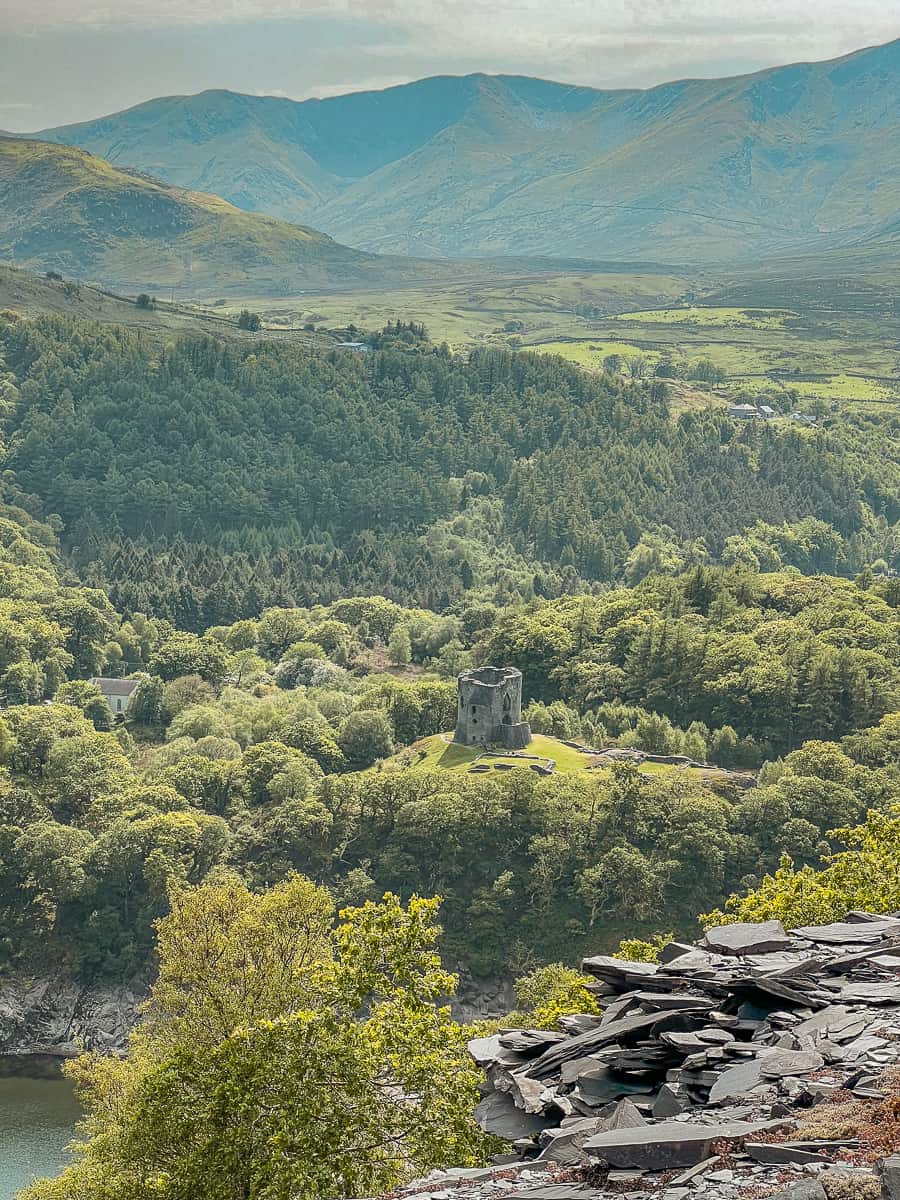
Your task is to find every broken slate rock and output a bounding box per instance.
[653,1083,688,1118]
[747,1142,831,1165]
[538,1116,608,1165]
[500,1028,569,1055]
[766,1182,827,1200]
[604,1099,648,1129]
[474,1091,554,1140]
[582,1118,779,1170]
[507,1187,607,1198]
[510,1071,551,1114]
[792,920,900,944]
[581,956,659,983]
[701,921,793,957]
[839,982,900,1005]
[759,1049,825,1078]
[708,1058,766,1102]
[659,942,696,964]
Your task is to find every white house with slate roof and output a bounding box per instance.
[90,677,140,717]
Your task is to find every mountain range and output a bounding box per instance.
[29,39,900,266]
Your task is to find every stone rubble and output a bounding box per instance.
[354,914,900,1200]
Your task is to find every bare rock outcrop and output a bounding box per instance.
[0,973,145,1067]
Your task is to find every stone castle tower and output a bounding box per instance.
[454,666,532,750]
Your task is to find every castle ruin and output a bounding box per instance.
[454,666,532,750]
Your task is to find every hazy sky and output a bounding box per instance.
[2,1,898,130]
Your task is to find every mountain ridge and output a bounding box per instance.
[28,38,900,266]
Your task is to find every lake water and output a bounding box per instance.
[0,1077,80,1199]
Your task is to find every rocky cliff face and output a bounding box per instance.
[452,972,517,1024]
[0,967,503,1075]
[0,974,146,1070]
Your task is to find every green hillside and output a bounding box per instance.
[33,40,900,265]
[0,138,455,295]
[2,312,899,627]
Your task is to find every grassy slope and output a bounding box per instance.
[0,263,336,345]
[389,733,594,774]
[387,733,703,778]
[0,137,469,296]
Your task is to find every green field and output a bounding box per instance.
[616,306,795,330]
[786,373,898,402]
[525,301,900,412]
[530,339,665,370]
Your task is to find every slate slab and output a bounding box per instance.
[605,1098,648,1129]
[581,956,659,982]
[747,1142,831,1165]
[793,921,900,944]
[633,992,716,1012]
[528,1009,697,1080]
[759,1049,825,1077]
[653,1083,688,1117]
[468,1034,505,1066]
[792,1006,854,1038]
[538,1116,609,1165]
[840,981,900,1004]
[708,1058,765,1102]
[514,1188,607,1198]
[701,921,793,957]
[501,1029,569,1055]
[511,1071,551,1113]
[765,1182,827,1200]
[659,942,696,963]
[582,1118,778,1169]
[474,1091,553,1140]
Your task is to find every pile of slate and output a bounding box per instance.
[349,915,900,1200]
[469,915,900,1165]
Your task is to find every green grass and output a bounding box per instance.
[387,732,596,774]
[616,306,795,330]
[523,304,900,417]
[785,374,898,402]
[388,735,724,782]
[410,738,479,770]
[529,339,664,370]
[634,761,681,776]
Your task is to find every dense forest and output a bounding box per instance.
[0,493,896,980]
[0,310,897,986]
[1,313,898,625]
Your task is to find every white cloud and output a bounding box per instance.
[3,0,897,52]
